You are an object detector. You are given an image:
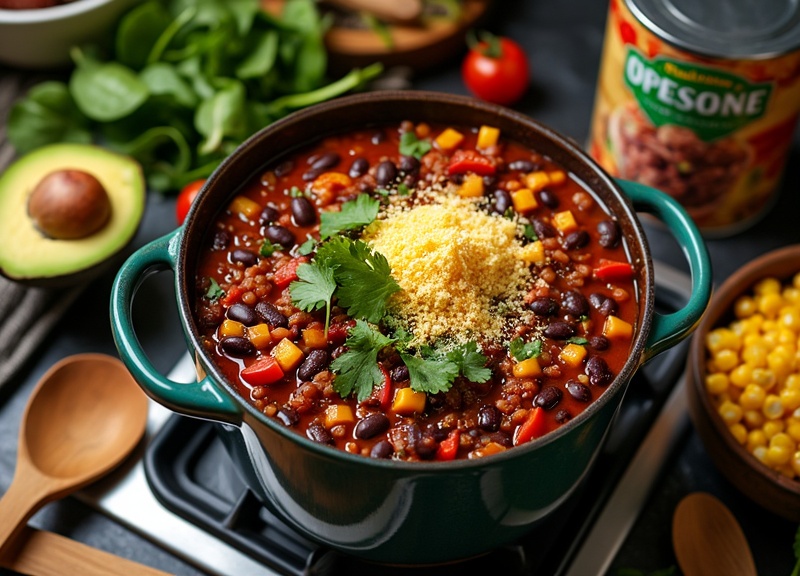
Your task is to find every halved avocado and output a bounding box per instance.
[0,143,145,287]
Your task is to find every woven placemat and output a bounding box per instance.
[0,71,84,389]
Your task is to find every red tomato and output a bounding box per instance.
[176,179,205,225]
[461,32,529,106]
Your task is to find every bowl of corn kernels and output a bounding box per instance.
[688,244,800,520]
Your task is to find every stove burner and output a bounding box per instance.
[142,270,691,576]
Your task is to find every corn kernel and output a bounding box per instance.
[764,419,785,438]
[781,388,800,411]
[511,188,538,213]
[706,328,742,354]
[751,367,776,389]
[755,277,782,295]
[763,394,785,419]
[752,445,769,464]
[729,423,748,445]
[434,127,464,151]
[458,174,485,198]
[392,387,427,415]
[713,349,739,372]
[739,384,766,411]
[220,319,245,338]
[780,307,800,331]
[742,343,768,368]
[718,400,742,425]
[705,373,729,395]
[552,210,578,234]
[786,419,800,442]
[743,409,765,429]
[792,452,800,476]
[513,357,542,378]
[734,295,757,318]
[324,404,355,428]
[476,125,500,149]
[758,292,784,318]
[271,338,304,372]
[729,364,753,387]
[766,445,792,466]
[747,429,768,451]
[228,195,262,220]
[247,323,272,349]
[559,343,587,367]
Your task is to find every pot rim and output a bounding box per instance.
[176,90,656,469]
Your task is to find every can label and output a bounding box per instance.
[589,0,800,235]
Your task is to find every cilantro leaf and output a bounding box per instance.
[400,352,459,395]
[317,237,401,323]
[289,261,336,333]
[330,320,395,401]
[399,131,432,160]
[205,278,224,300]
[567,336,588,345]
[509,337,542,361]
[260,239,281,257]
[319,194,379,239]
[447,342,492,383]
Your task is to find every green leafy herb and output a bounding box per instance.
[567,336,589,346]
[447,342,492,383]
[205,277,224,300]
[509,337,542,361]
[523,223,538,240]
[315,237,401,323]
[399,130,432,160]
[397,183,411,196]
[260,240,281,257]
[7,0,382,193]
[319,194,380,238]
[297,236,316,255]
[289,261,337,333]
[330,320,395,401]
[289,186,304,197]
[400,353,459,395]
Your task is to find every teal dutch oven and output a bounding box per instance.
[110,91,711,565]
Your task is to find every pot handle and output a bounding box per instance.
[616,179,712,362]
[110,229,242,425]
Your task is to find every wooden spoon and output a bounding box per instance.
[672,492,757,576]
[0,353,149,557]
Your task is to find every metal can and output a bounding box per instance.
[589,0,800,236]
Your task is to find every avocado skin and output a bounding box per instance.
[0,143,145,288]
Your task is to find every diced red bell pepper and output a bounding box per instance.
[273,256,309,289]
[240,356,285,386]
[593,258,635,282]
[513,407,546,446]
[378,363,393,411]
[447,149,496,176]
[221,285,244,307]
[436,429,461,461]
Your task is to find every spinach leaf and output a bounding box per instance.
[69,54,149,122]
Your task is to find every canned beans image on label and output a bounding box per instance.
[589,0,800,236]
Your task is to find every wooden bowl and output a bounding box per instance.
[687,244,800,521]
[263,0,492,73]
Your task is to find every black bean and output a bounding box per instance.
[589,335,610,351]
[597,219,621,248]
[291,196,317,226]
[296,350,329,381]
[231,249,257,268]
[276,407,299,427]
[478,405,502,432]
[355,413,391,439]
[415,432,438,459]
[508,159,539,172]
[529,297,559,316]
[537,189,559,209]
[561,290,590,317]
[349,157,369,178]
[226,303,258,326]
[562,230,590,250]
[534,386,563,410]
[487,431,513,447]
[255,301,288,328]
[554,410,572,424]
[398,155,420,174]
[273,160,293,178]
[375,160,398,187]
[586,356,614,387]
[566,379,592,402]
[307,422,333,444]
[265,225,296,249]
[544,321,576,340]
[220,336,255,357]
[259,205,280,225]
[391,364,410,383]
[492,189,513,215]
[309,151,340,170]
[532,218,557,238]
[370,439,393,459]
[589,293,618,316]
[212,230,230,250]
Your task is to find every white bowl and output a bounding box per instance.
[0,0,138,69]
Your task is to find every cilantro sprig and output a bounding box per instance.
[509,337,542,361]
[330,320,395,401]
[319,194,379,239]
[399,131,432,160]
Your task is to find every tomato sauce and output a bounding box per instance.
[192,121,638,461]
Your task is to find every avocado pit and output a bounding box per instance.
[27,169,111,240]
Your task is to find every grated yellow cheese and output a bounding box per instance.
[362,195,533,346]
